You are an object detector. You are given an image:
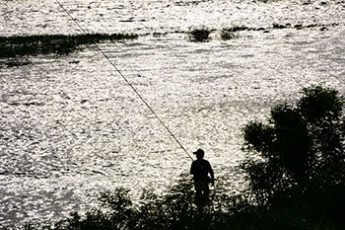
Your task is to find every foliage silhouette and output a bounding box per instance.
[189,27,212,42]
[21,175,257,230]
[243,85,345,227]
[220,30,237,40]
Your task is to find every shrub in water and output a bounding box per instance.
[189,27,212,42]
[220,30,237,40]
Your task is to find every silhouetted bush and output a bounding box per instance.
[20,175,255,230]
[0,33,138,57]
[189,27,212,42]
[243,85,345,228]
[50,176,224,230]
[220,30,237,40]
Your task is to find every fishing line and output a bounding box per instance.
[54,0,194,161]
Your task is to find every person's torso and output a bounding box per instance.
[191,159,210,180]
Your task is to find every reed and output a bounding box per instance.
[0,33,138,57]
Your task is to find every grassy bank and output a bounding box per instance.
[0,33,138,57]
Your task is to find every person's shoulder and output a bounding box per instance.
[201,159,210,164]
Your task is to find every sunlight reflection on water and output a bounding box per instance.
[1,0,345,227]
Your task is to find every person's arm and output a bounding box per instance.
[208,162,215,186]
[190,162,194,175]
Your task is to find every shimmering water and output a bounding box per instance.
[1,0,345,227]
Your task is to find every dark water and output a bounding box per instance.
[1,0,345,227]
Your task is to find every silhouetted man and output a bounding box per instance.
[190,149,214,205]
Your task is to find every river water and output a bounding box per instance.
[1,0,345,227]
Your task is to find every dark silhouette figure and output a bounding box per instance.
[190,149,215,205]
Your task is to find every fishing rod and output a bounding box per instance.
[54,0,194,161]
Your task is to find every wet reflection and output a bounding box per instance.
[1,0,345,227]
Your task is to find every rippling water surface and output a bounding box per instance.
[1,0,345,227]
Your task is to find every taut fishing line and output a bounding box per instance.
[54,0,194,161]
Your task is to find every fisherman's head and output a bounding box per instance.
[193,148,204,159]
